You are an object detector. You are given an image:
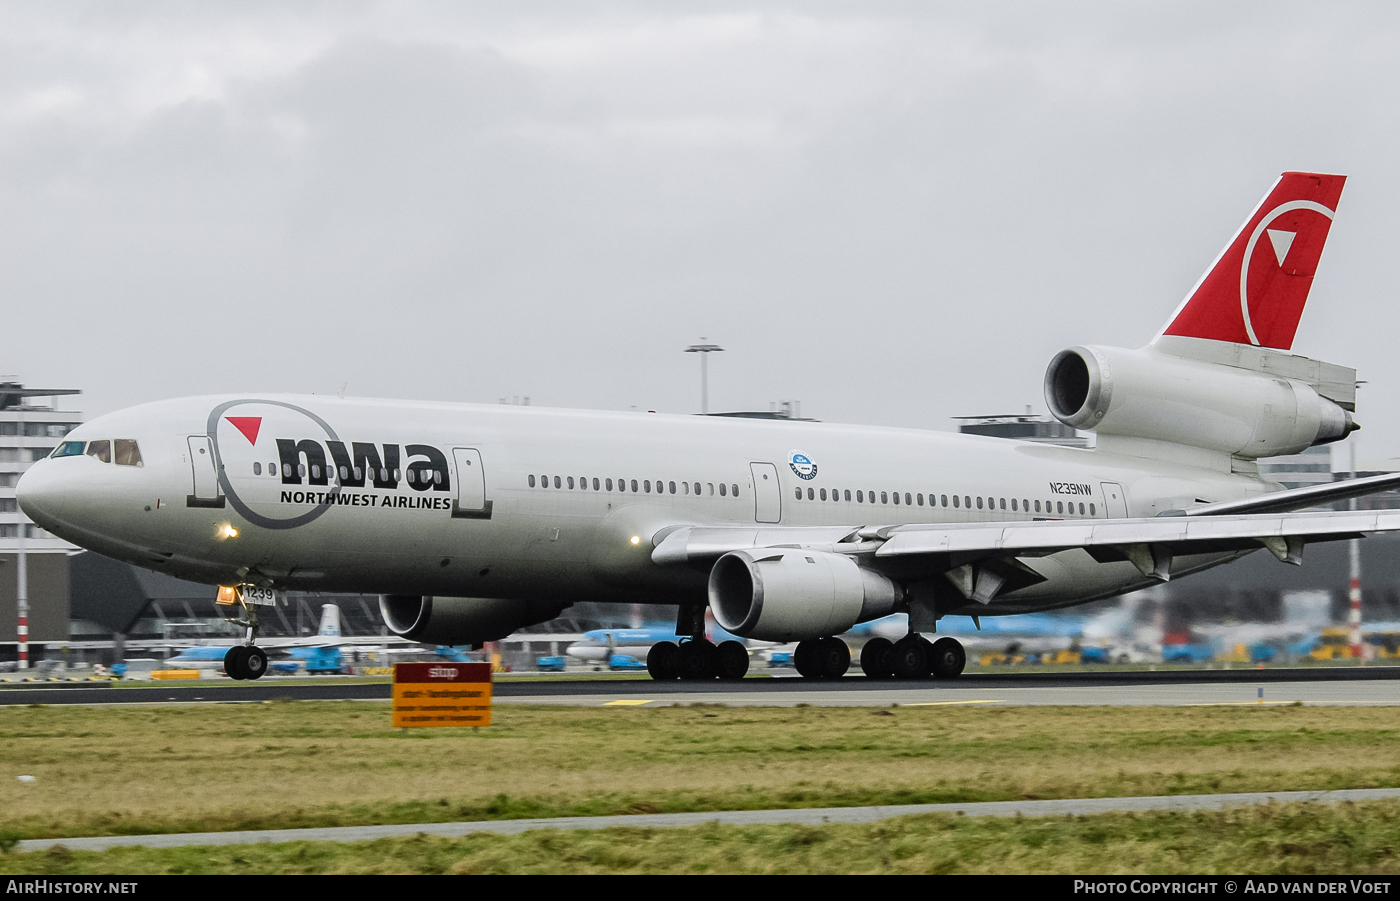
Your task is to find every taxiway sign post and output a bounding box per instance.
[392,662,492,728]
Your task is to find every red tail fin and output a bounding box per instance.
[1157,171,1345,350]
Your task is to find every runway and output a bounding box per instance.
[2,666,1397,707]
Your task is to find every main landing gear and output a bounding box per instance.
[795,634,966,680]
[646,637,750,681]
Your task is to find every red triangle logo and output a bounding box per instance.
[226,417,262,446]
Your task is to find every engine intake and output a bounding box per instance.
[708,549,901,642]
[380,595,569,646]
[1044,344,1357,458]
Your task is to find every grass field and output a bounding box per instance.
[2,701,1400,848]
[5,802,1400,874]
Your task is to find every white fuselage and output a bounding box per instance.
[18,394,1272,619]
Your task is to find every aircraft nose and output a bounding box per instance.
[16,460,72,532]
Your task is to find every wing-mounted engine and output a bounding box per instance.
[1044,339,1357,459]
[379,595,569,646]
[708,549,902,642]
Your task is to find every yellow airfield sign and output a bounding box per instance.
[392,662,492,728]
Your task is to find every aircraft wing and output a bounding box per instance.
[652,509,1400,603]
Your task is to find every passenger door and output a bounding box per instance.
[750,462,782,524]
[451,447,492,519]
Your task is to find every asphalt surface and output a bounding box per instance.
[15,787,1400,853]
[1,666,1397,706]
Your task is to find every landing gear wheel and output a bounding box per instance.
[243,646,269,680]
[647,641,680,680]
[891,635,931,679]
[677,639,718,680]
[860,638,895,679]
[794,640,820,679]
[716,641,749,680]
[814,637,851,679]
[223,646,246,680]
[929,637,966,679]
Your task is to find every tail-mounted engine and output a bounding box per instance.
[1044,340,1357,459]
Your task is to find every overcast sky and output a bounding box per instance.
[3,2,1399,459]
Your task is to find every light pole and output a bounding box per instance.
[684,341,724,413]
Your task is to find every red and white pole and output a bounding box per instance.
[16,521,27,671]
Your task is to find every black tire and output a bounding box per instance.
[814,637,850,679]
[891,635,931,679]
[860,637,895,679]
[716,641,749,680]
[793,640,819,679]
[243,646,269,681]
[677,639,718,680]
[929,637,966,679]
[224,646,247,680]
[647,641,680,680]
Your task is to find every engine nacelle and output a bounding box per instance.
[708,549,901,642]
[1044,344,1356,458]
[379,595,569,646]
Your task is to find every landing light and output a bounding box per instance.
[630,535,641,546]
[218,523,239,540]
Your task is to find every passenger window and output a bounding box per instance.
[707,483,714,495]
[669,481,677,494]
[694,482,701,495]
[311,465,321,480]
[917,494,923,506]
[86,440,111,463]
[905,493,911,506]
[631,479,638,492]
[1079,503,1085,515]
[732,484,738,496]
[880,491,888,504]
[892,492,900,505]
[683,481,690,494]
[856,490,864,503]
[806,487,814,500]
[254,462,262,475]
[644,480,651,493]
[720,483,727,497]
[795,487,802,500]
[941,495,948,507]
[844,490,851,501]
[999,498,1006,510]
[1090,503,1096,516]
[1034,500,1041,513]
[976,496,983,509]
[553,476,561,489]
[568,477,575,489]
[1057,501,1064,514]
[529,475,536,487]
[606,478,613,491]
[282,463,292,478]
[819,488,827,501]
[953,495,959,508]
[298,464,307,479]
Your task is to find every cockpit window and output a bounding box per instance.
[86,439,111,463]
[52,441,85,458]
[114,439,143,467]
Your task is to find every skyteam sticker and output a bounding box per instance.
[788,450,818,481]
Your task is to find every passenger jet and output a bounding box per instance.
[19,171,1400,682]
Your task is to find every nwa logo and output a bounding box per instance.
[208,399,461,531]
[275,438,451,493]
[788,450,818,481]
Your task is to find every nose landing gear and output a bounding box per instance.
[219,583,274,681]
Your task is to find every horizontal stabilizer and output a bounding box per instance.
[1167,471,1400,517]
